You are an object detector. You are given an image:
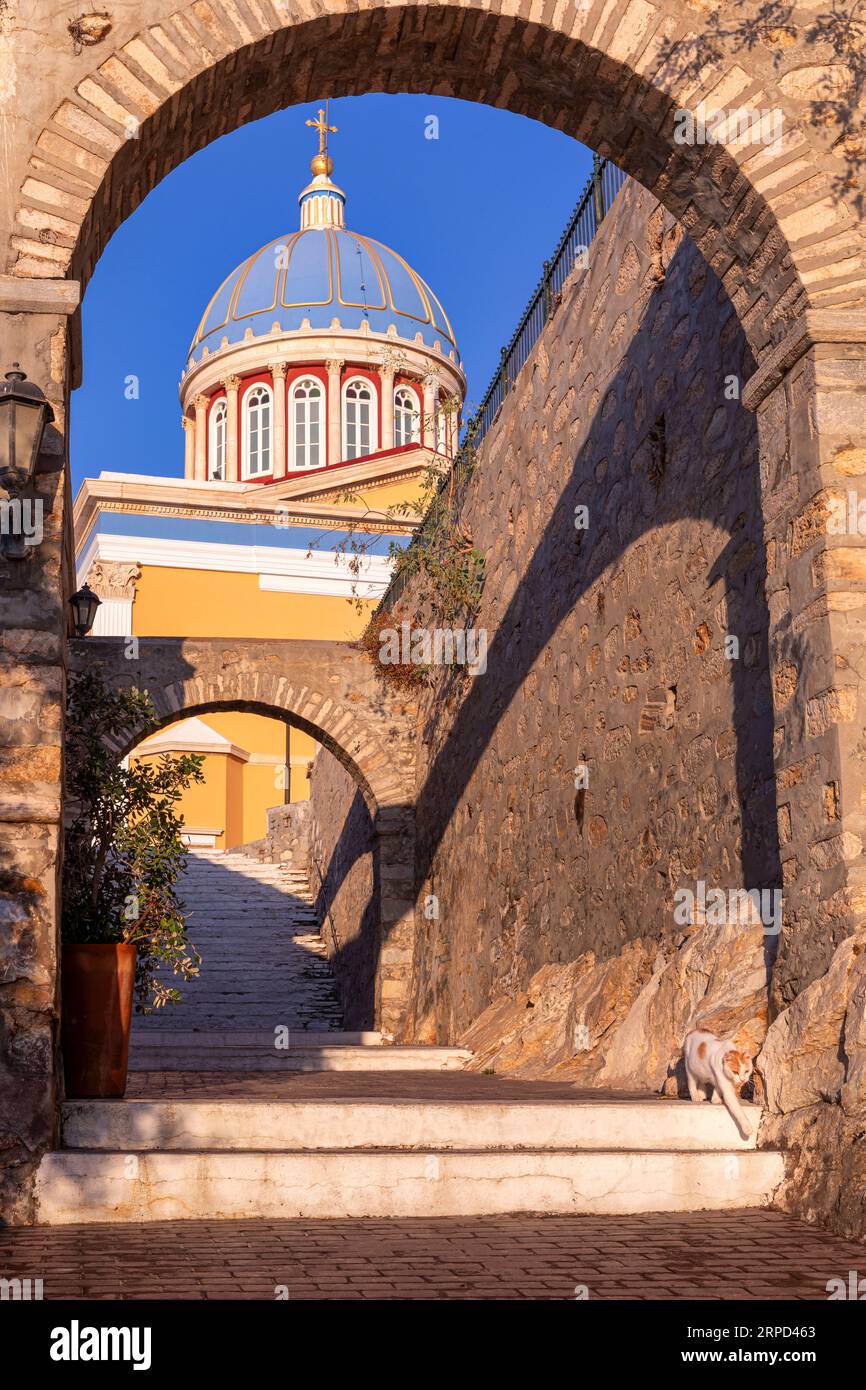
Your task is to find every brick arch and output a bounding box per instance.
[71,636,415,812]
[8,2,866,367]
[116,697,379,811]
[70,636,419,1034]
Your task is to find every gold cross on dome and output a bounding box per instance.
[306,107,337,158]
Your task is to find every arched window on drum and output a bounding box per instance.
[342,377,377,461]
[208,398,227,480]
[243,383,272,477]
[394,385,420,447]
[290,377,323,470]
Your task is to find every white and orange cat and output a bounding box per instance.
[683,1029,754,1139]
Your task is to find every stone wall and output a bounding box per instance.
[403,181,775,1079]
[240,801,311,871]
[0,308,72,1222]
[307,750,380,1032]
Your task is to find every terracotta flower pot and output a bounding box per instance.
[61,943,137,1098]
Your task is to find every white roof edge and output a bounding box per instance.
[76,531,395,591]
[135,715,251,762]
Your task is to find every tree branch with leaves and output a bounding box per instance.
[63,670,205,1011]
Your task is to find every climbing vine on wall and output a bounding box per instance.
[305,398,487,688]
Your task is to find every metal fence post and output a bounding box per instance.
[592,153,604,226]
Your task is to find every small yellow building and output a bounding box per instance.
[74,117,464,848]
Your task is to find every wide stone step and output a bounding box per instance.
[127,1037,472,1071]
[61,1097,764,1153]
[34,1147,784,1223]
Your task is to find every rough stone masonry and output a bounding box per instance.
[309,178,866,1240]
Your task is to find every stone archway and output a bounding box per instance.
[3,1,866,980]
[70,634,418,1037]
[5,2,865,344]
[2,0,866,1222]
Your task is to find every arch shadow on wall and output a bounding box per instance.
[307,216,785,1036]
[406,224,783,1026]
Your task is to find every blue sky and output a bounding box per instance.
[71,95,593,497]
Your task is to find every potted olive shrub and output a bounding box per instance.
[62,671,204,1097]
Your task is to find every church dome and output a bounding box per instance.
[188,131,458,368]
[189,227,457,366]
[179,111,465,487]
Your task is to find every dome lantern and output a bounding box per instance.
[300,107,345,230]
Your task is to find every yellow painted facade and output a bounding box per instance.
[132,566,375,642]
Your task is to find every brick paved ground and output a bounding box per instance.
[126,1071,670,1101]
[1,1212,861,1300]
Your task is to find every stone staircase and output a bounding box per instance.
[131,847,344,1066]
[130,846,467,1072]
[37,844,785,1225]
[36,1089,785,1223]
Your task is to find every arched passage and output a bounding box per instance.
[8,8,866,973]
[70,636,417,1035]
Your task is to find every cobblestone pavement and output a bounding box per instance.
[1,1212,861,1300]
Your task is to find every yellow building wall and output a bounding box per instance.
[132,567,375,641]
[349,476,434,516]
[225,754,245,848]
[135,748,239,850]
[135,709,320,849]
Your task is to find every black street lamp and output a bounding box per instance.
[0,363,54,492]
[69,583,101,637]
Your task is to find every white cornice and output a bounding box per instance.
[77,531,393,599]
[73,448,441,554]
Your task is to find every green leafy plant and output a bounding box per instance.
[62,670,205,1012]
[383,432,486,623]
[306,399,486,620]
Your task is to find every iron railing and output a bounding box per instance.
[464,155,628,450]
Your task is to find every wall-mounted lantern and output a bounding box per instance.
[69,583,101,638]
[0,364,54,561]
[0,363,54,491]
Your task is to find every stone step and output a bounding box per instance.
[34,1147,785,1223]
[136,1031,383,1047]
[127,1039,472,1071]
[61,1097,764,1154]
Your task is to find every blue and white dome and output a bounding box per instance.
[188,166,457,366]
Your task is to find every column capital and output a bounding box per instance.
[325,359,344,376]
[181,415,193,432]
[193,393,210,412]
[379,348,405,378]
[87,559,141,602]
[221,374,241,392]
[269,361,288,381]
